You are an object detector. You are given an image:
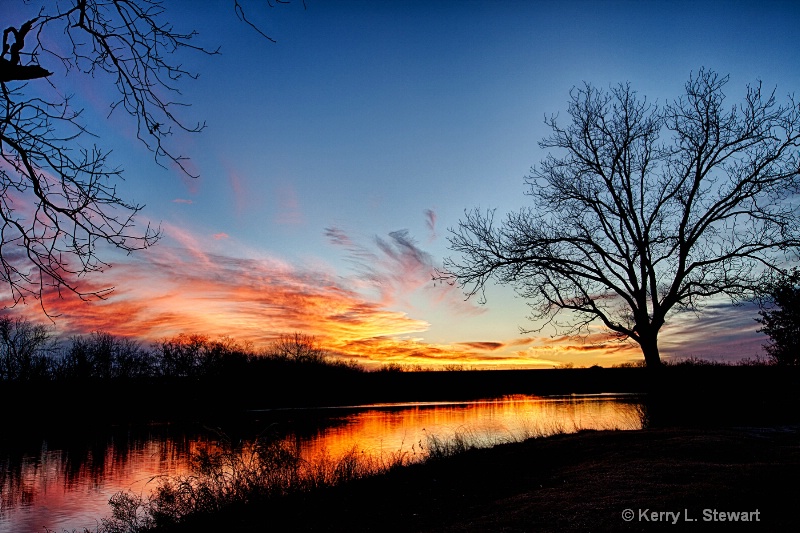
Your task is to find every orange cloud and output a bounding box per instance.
[2,223,657,369]
[12,232,430,358]
[508,332,643,367]
[458,341,505,351]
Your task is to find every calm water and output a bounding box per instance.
[0,394,642,532]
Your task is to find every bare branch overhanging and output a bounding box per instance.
[0,1,304,314]
[0,1,219,310]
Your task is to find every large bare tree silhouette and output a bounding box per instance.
[443,70,800,367]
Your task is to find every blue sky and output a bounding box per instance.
[3,0,799,367]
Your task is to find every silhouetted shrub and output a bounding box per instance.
[758,269,800,365]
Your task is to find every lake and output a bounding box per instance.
[0,393,643,533]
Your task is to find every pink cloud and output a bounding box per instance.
[325,223,482,317]
[6,219,749,368]
[218,160,259,216]
[14,238,430,354]
[658,302,765,362]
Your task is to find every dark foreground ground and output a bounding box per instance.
[164,424,799,532]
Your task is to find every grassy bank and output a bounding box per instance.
[90,385,800,533]
[142,424,799,532]
[95,421,584,532]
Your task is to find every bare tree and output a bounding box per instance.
[442,69,800,367]
[0,314,53,380]
[0,1,302,311]
[266,332,328,364]
[0,1,217,309]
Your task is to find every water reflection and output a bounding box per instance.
[291,394,643,462]
[1,426,206,533]
[0,394,642,533]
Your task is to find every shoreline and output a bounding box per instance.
[159,423,800,532]
[4,366,798,430]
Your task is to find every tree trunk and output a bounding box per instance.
[639,333,662,368]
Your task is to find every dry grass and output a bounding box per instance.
[98,429,496,532]
[125,424,798,533]
[91,408,653,533]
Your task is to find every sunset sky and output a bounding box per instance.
[3,0,799,368]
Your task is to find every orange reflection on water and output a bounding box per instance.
[294,394,643,463]
[1,395,643,532]
[1,435,212,533]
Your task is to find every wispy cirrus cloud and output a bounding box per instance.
[325,222,482,316]
[458,341,505,351]
[227,168,248,215]
[9,223,513,366]
[325,226,430,306]
[424,208,437,241]
[7,218,745,369]
[3,223,465,365]
[658,301,765,362]
[29,240,430,354]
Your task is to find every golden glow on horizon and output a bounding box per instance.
[3,226,647,369]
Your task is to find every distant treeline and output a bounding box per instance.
[0,314,779,384]
[2,315,798,431]
[0,316,365,383]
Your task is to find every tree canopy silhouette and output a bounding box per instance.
[0,0,301,312]
[757,269,800,365]
[442,69,800,367]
